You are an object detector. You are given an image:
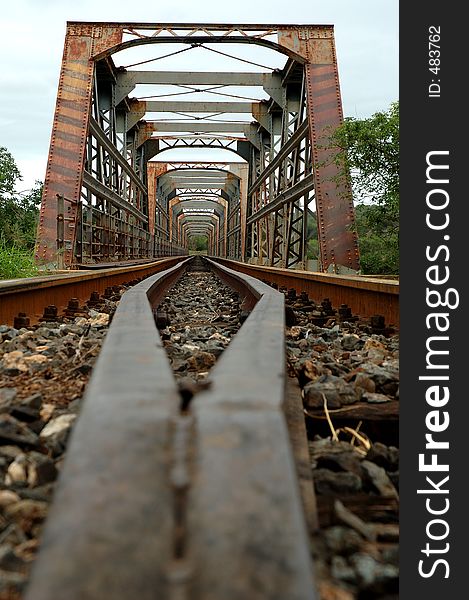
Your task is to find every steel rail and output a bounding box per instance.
[0,257,187,326]
[211,258,400,327]
[24,256,316,600]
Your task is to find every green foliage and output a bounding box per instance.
[1,181,42,250]
[0,240,38,279]
[0,147,42,278]
[0,146,22,196]
[353,204,399,275]
[332,102,399,274]
[188,235,208,252]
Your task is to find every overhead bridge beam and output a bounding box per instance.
[118,71,272,86]
[147,122,251,133]
[146,101,258,113]
[116,72,272,104]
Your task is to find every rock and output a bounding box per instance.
[20,393,43,410]
[323,526,363,555]
[27,451,58,487]
[349,553,378,587]
[67,399,82,414]
[14,538,39,562]
[366,442,399,471]
[170,358,189,373]
[16,483,55,503]
[0,490,21,508]
[89,312,109,327]
[388,470,399,491]
[362,392,391,403]
[313,469,362,495]
[74,317,88,327]
[296,359,322,386]
[363,338,388,363]
[289,326,303,340]
[358,362,399,396]
[181,342,200,355]
[318,581,355,600]
[2,351,28,373]
[4,499,48,534]
[303,375,359,409]
[39,414,77,455]
[39,403,55,423]
[75,363,93,375]
[341,334,362,351]
[187,352,216,371]
[5,454,29,486]
[0,568,27,596]
[363,338,386,353]
[0,523,27,546]
[330,556,356,582]
[0,544,28,573]
[361,460,399,498]
[0,388,17,413]
[0,415,39,447]
[349,552,399,589]
[353,372,376,394]
[208,332,230,344]
[205,343,224,358]
[23,354,49,371]
[381,545,399,567]
[313,448,363,477]
[0,445,22,460]
[10,402,41,423]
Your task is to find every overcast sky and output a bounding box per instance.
[1,0,398,192]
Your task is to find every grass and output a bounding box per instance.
[0,240,39,279]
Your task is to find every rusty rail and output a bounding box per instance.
[25,256,316,600]
[0,257,187,326]
[212,258,400,327]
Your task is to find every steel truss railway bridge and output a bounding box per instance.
[36,22,360,273]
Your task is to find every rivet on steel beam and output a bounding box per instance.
[40,305,58,322]
[87,291,102,308]
[338,304,352,321]
[14,312,30,329]
[239,310,250,324]
[64,298,87,318]
[321,298,335,316]
[371,315,386,330]
[155,310,170,329]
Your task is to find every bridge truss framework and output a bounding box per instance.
[36,22,360,272]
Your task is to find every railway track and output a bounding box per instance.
[0,258,399,599]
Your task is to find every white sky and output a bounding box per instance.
[0,0,398,192]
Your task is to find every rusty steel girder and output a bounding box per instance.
[36,22,359,272]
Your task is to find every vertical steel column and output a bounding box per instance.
[279,27,359,271]
[147,162,167,238]
[36,23,123,267]
[231,164,248,261]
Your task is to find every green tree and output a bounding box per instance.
[187,235,208,253]
[0,146,42,253]
[0,146,22,197]
[332,102,399,274]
